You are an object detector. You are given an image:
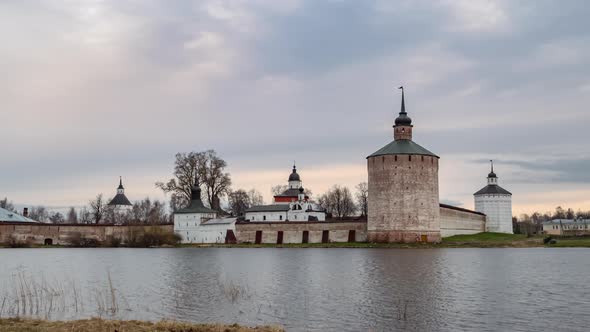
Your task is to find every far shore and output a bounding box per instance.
[2,233,589,249]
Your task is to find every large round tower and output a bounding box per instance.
[367,87,441,243]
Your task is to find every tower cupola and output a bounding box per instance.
[288,163,302,189]
[394,86,413,140]
[487,160,498,185]
[117,176,125,195]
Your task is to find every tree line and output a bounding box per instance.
[513,206,590,234]
[2,149,370,223]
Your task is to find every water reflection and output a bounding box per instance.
[0,248,589,332]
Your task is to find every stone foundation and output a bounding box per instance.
[235,220,367,244]
[367,230,442,243]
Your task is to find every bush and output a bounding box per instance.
[543,236,553,244]
[67,232,99,247]
[104,236,122,248]
[7,235,31,248]
[126,227,181,247]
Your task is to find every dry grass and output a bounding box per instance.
[0,318,284,332]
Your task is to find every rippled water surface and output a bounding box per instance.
[1,248,589,331]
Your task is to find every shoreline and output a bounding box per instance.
[2,233,589,249]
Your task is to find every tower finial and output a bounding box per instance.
[398,86,406,114]
[490,160,494,173]
[119,176,122,186]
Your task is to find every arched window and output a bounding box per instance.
[280,215,283,221]
[409,155,412,162]
[263,215,266,221]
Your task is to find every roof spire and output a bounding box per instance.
[399,86,406,115]
[490,160,494,173]
[117,176,124,190]
[394,85,412,127]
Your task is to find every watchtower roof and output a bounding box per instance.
[368,139,438,158]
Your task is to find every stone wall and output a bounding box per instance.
[439,204,486,237]
[0,223,174,245]
[235,221,367,244]
[368,154,441,243]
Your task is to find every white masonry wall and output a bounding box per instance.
[174,212,233,244]
[475,194,513,234]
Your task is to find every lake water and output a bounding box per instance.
[0,248,588,331]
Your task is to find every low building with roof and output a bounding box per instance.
[173,175,238,244]
[474,161,513,234]
[0,207,38,223]
[542,219,590,236]
[244,165,326,222]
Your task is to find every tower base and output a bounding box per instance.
[367,230,441,243]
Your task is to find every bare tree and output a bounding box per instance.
[79,207,92,224]
[67,207,78,223]
[271,185,288,196]
[318,185,356,219]
[248,189,264,206]
[355,182,368,217]
[201,150,232,211]
[156,150,231,212]
[168,194,185,214]
[49,212,65,224]
[29,206,48,222]
[0,197,15,212]
[89,194,106,224]
[228,189,251,216]
[128,197,168,224]
[156,152,204,208]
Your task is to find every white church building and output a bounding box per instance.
[244,165,326,222]
[474,161,513,234]
[173,176,237,244]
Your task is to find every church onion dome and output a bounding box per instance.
[367,140,438,158]
[288,165,301,181]
[299,187,304,193]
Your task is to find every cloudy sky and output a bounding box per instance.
[2,0,590,215]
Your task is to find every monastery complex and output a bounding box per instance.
[1,89,515,245]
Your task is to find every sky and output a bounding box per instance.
[2,0,590,216]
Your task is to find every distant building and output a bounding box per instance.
[474,161,513,234]
[367,87,441,243]
[0,207,37,223]
[542,219,590,236]
[107,177,133,213]
[173,175,237,244]
[244,165,326,222]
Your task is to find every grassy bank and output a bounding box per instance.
[180,232,589,248]
[0,318,283,332]
[4,233,590,249]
